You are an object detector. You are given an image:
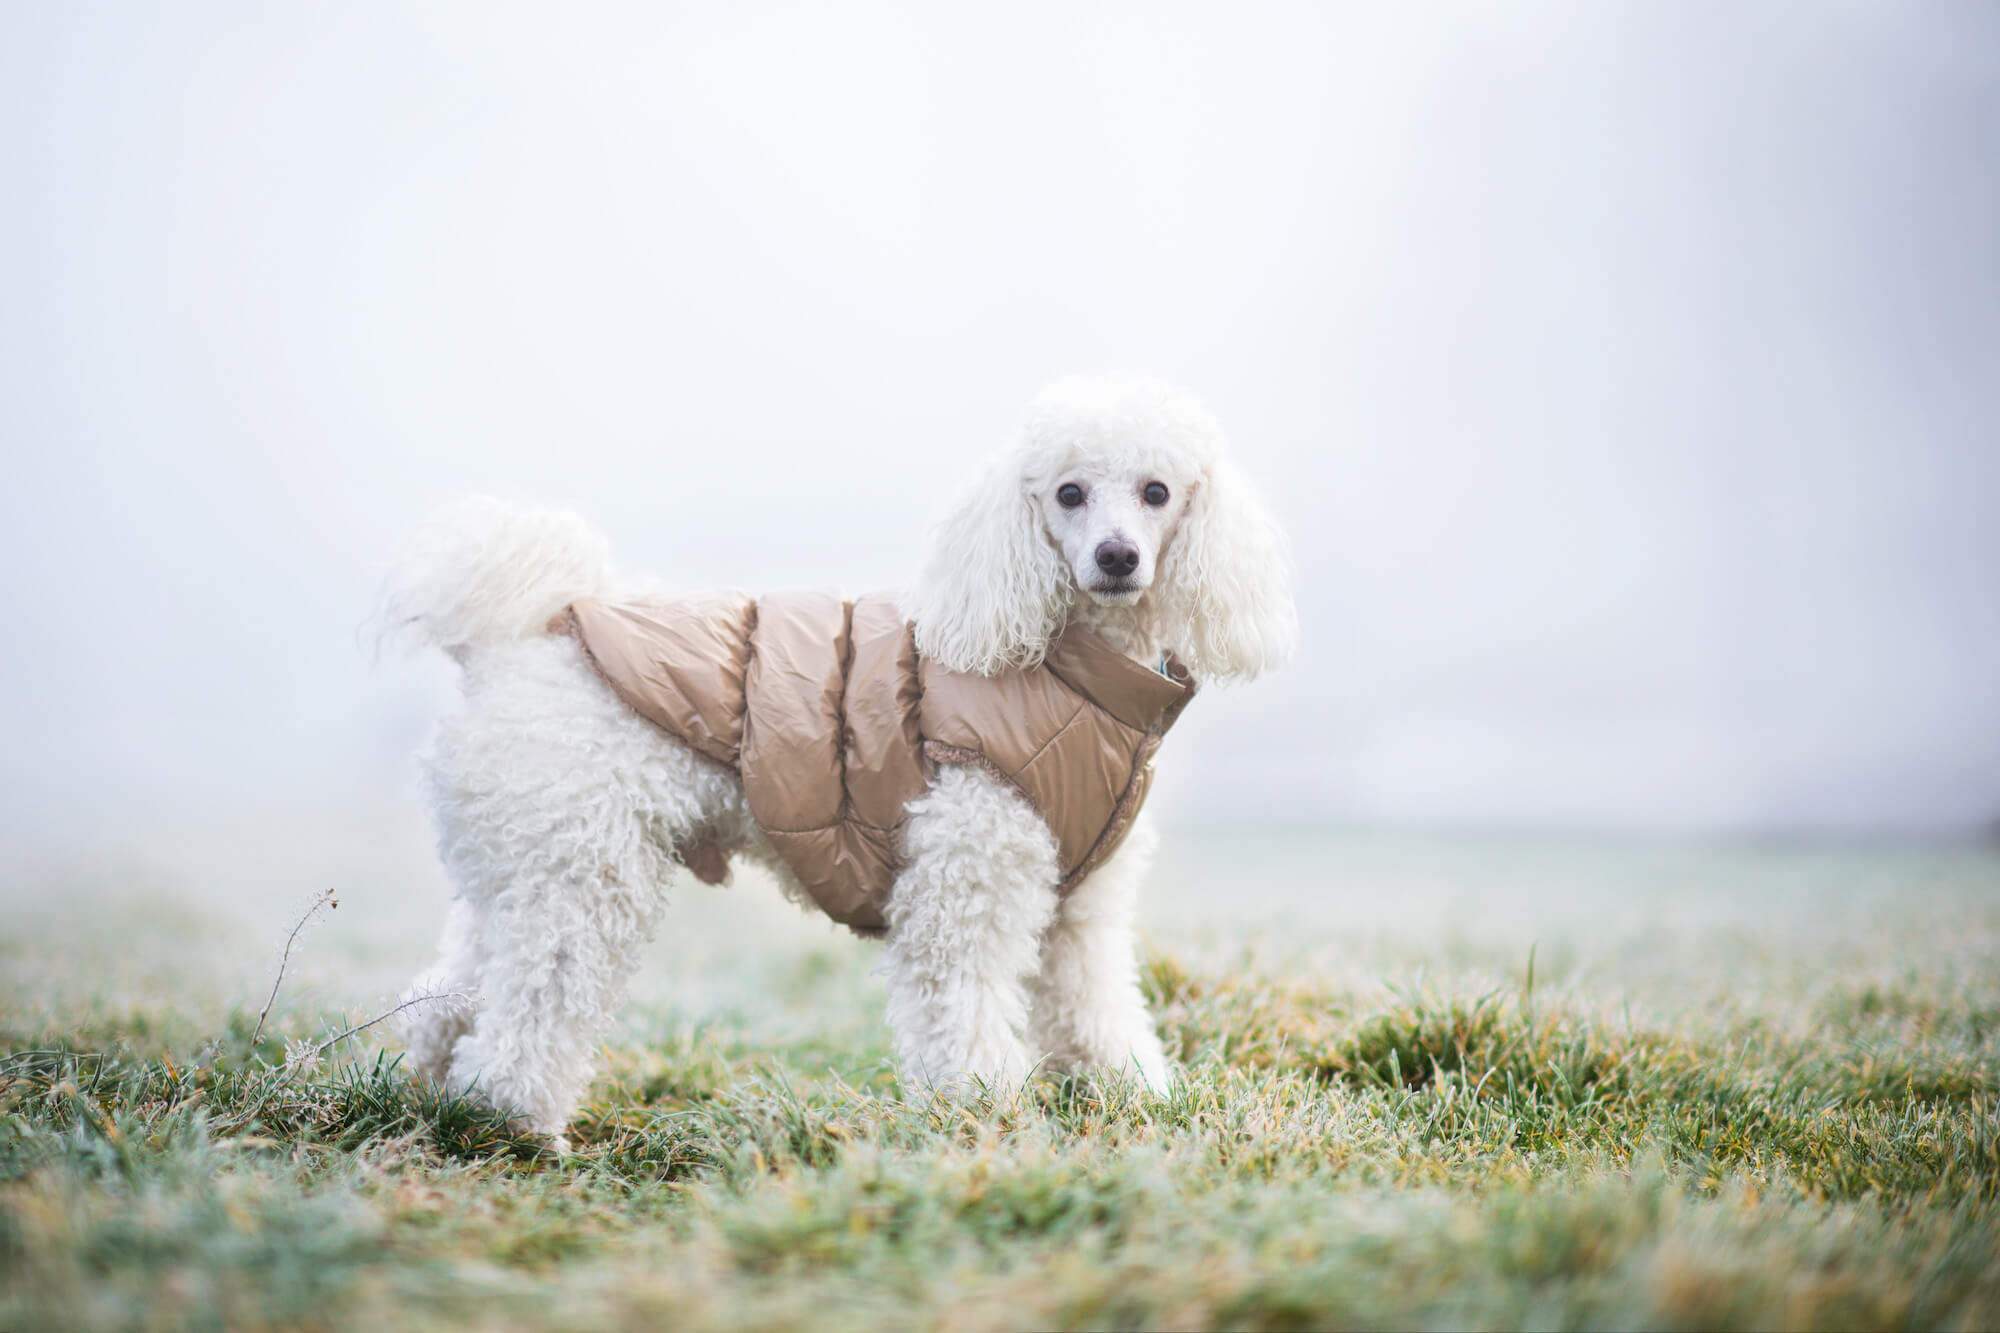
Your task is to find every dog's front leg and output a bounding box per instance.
[880,765,1059,1095]
[1027,810,1173,1091]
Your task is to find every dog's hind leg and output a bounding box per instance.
[442,818,672,1143]
[880,765,1059,1095]
[417,639,698,1143]
[1026,811,1172,1091]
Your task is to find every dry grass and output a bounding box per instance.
[3,828,1997,1330]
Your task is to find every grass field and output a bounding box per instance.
[4,816,1998,1330]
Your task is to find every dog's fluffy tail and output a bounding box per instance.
[381,496,616,661]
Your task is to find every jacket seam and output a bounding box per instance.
[1010,702,1090,773]
[834,597,857,821]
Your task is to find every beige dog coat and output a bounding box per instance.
[557,592,1196,937]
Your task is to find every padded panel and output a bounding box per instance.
[567,594,754,765]
[741,591,851,833]
[842,597,928,830]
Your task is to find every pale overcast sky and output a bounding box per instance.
[3,1,1996,848]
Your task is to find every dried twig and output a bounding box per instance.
[312,988,472,1061]
[220,989,475,1132]
[253,888,338,1046]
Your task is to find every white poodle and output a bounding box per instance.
[385,373,1295,1142]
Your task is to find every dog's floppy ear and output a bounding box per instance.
[1156,454,1298,683]
[906,452,1070,675]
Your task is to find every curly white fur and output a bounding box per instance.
[906,373,1297,680]
[388,373,1294,1139]
[381,496,616,660]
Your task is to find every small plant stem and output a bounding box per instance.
[253,888,336,1046]
[314,991,471,1059]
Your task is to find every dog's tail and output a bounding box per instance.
[380,496,616,661]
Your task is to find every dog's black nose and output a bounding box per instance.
[1095,539,1140,577]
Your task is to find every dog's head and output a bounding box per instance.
[906,374,1297,682]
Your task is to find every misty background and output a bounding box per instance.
[4,0,1998,890]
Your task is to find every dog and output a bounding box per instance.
[384,373,1296,1144]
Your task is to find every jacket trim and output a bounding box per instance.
[1061,732,1160,888]
[920,740,1056,868]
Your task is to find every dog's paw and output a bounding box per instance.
[1132,1051,1177,1095]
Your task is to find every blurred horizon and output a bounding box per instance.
[4,1,1998,861]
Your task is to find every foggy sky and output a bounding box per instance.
[3,1,1997,846]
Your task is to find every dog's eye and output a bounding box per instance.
[1143,481,1170,507]
[1056,483,1085,509]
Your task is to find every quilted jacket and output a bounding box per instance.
[557,592,1196,937]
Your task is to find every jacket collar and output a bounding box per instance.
[1041,624,1197,735]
